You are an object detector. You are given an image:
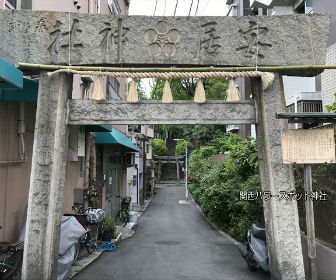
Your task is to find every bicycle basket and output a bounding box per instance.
[86,209,106,223]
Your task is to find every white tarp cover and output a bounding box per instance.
[57,216,86,280]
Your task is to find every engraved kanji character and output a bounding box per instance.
[198,22,222,56]
[236,21,272,59]
[99,22,129,51]
[48,19,83,56]
[61,18,83,48]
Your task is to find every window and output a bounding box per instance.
[5,0,32,9]
[21,0,32,9]
[295,2,305,14]
[5,0,17,8]
[108,0,121,15]
[79,156,85,176]
[145,143,150,153]
[128,125,141,133]
[126,153,135,166]
[106,77,121,100]
[305,0,313,13]
[227,4,238,16]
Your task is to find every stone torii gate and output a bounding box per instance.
[0,10,330,280]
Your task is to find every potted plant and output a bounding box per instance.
[100,217,115,241]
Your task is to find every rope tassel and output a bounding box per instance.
[92,76,105,100]
[261,72,275,90]
[127,79,139,103]
[194,79,206,103]
[226,79,240,102]
[162,80,173,103]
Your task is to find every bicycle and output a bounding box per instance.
[115,195,131,227]
[0,241,23,280]
[70,205,106,258]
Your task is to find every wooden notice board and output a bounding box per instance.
[282,129,335,164]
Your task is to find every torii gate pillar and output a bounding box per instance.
[252,74,305,280]
[22,72,72,280]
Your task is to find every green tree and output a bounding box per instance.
[151,78,229,145]
[182,125,227,147]
[150,78,228,101]
[326,92,336,112]
[175,140,194,155]
[188,135,264,242]
[128,79,147,100]
[152,139,168,156]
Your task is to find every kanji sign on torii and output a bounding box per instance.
[0,10,329,70]
[0,9,331,280]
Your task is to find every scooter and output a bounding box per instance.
[238,222,269,272]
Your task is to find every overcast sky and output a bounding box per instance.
[129,0,228,17]
[128,0,228,96]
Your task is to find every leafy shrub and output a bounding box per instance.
[208,134,242,154]
[188,135,264,242]
[101,217,115,232]
[326,92,336,112]
[152,139,168,156]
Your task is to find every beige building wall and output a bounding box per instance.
[322,42,336,111]
[34,0,88,13]
[0,101,86,241]
[34,0,129,15]
[0,102,35,242]
[63,161,85,213]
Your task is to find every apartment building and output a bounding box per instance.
[0,0,139,241]
[227,1,336,278]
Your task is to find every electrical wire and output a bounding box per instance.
[188,0,194,16]
[153,0,158,16]
[195,0,200,16]
[174,0,179,16]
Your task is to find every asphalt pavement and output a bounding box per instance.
[74,184,270,280]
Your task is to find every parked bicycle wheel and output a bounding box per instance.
[116,211,129,227]
[0,249,23,280]
[73,239,81,261]
[122,212,129,227]
[86,224,98,254]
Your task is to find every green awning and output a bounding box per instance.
[95,127,139,152]
[0,57,23,89]
[0,77,38,101]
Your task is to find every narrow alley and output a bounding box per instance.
[74,185,269,280]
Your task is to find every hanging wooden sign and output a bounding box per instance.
[282,129,335,164]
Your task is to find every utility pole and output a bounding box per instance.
[174,138,189,203]
[304,164,317,280]
[185,140,188,201]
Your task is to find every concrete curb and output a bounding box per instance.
[69,197,153,279]
[138,196,152,219]
[69,232,122,279]
[189,194,242,247]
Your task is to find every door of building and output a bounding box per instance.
[105,166,121,220]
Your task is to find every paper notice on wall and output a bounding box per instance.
[282,129,335,164]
